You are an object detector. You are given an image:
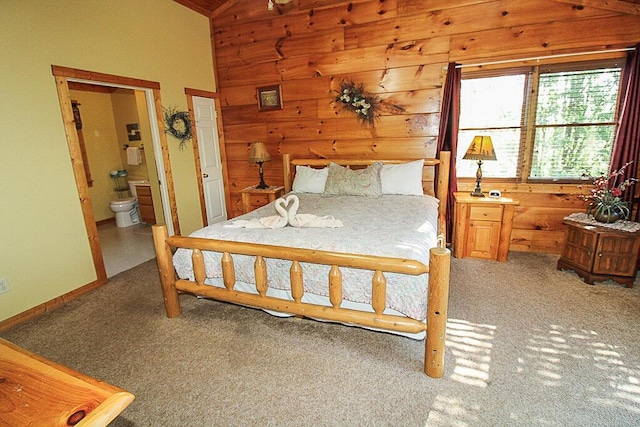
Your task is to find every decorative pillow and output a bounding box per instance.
[380,159,424,195]
[322,162,383,197]
[292,165,328,193]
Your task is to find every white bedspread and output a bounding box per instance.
[173,193,439,321]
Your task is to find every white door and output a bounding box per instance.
[193,96,226,225]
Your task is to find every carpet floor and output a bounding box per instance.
[2,252,640,426]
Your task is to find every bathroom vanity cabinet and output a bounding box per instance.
[135,185,155,224]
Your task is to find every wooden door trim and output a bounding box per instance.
[51,65,180,284]
[184,89,232,224]
[185,94,207,225]
[53,75,107,284]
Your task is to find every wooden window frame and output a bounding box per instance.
[459,57,625,184]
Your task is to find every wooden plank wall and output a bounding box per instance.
[210,0,640,253]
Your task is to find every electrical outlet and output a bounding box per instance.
[0,277,10,295]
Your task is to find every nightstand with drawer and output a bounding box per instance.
[240,185,285,213]
[453,192,520,262]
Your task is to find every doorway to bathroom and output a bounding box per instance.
[74,84,158,277]
[52,65,179,283]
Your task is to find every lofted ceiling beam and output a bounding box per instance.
[174,0,640,18]
[172,0,222,17]
[210,0,241,19]
[550,0,640,15]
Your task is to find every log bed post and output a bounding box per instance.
[435,151,451,241]
[425,241,451,378]
[283,153,293,193]
[152,224,182,318]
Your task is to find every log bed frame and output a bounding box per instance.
[152,151,451,378]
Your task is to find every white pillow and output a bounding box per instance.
[292,165,329,193]
[380,159,424,195]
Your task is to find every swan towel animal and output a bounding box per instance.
[225,196,290,229]
[225,194,343,229]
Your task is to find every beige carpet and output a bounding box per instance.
[2,252,640,426]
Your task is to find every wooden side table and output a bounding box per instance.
[557,218,640,288]
[0,337,134,426]
[453,192,520,262]
[241,185,285,213]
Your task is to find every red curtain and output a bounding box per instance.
[610,44,640,219]
[436,63,461,242]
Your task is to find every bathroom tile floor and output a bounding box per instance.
[98,222,156,278]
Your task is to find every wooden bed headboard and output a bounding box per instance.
[282,152,451,239]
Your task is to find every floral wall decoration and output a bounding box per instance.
[163,106,193,149]
[333,80,379,126]
[332,80,405,127]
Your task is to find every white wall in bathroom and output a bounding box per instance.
[70,89,124,222]
[111,89,148,181]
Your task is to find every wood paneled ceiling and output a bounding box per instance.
[173,0,640,18]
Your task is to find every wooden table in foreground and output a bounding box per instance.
[0,337,134,426]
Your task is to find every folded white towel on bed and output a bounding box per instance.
[286,194,343,228]
[225,194,343,229]
[225,197,289,229]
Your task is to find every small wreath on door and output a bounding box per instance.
[163,107,193,149]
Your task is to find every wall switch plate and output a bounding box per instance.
[0,277,10,295]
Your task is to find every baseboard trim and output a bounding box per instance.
[0,277,108,333]
[96,217,116,227]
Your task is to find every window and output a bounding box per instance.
[457,60,623,182]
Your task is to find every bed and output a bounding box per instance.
[152,152,451,378]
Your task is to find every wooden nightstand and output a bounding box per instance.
[241,185,285,213]
[557,219,640,288]
[453,192,520,262]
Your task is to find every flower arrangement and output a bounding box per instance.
[578,162,638,223]
[333,80,380,126]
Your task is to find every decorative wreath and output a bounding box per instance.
[163,107,193,149]
[333,80,380,126]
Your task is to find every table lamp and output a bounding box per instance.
[248,142,271,189]
[463,135,497,197]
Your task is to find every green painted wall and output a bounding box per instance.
[0,0,215,322]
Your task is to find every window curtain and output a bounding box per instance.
[609,44,640,220]
[436,62,460,242]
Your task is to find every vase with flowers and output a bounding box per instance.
[578,162,638,223]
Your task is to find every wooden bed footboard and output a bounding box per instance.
[152,225,450,378]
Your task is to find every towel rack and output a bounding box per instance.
[122,144,144,151]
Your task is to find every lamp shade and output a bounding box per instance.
[248,142,271,163]
[463,136,497,161]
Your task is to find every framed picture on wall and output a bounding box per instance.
[257,85,283,111]
[126,123,141,141]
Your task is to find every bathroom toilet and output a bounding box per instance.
[109,197,140,228]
